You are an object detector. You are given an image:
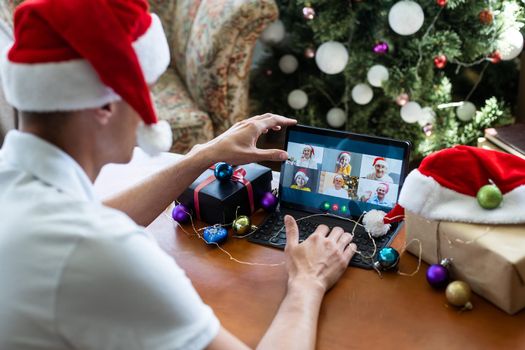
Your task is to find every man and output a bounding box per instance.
[0,1,356,349]
[323,174,348,198]
[365,157,394,183]
[361,183,392,207]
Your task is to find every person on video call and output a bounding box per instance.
[290,169,312,191]
[294,145,317,169]
[323,174,348,198]
[335,152,352,175]
[365,157,393,183]
[0,1,357,349]
[360,182,392,206]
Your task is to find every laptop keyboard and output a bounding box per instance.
[248,211,400,269]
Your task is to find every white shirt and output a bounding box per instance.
[323,186,348,198]
[0,131,219,350]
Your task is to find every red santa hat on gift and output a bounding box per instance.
[0,0,171,155]
[363,145,525,237]
[373,157,388,168]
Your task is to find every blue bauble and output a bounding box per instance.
[202,226,228,245]
[214,162,234,181]
[375,247,400,270]
[171,204,191,224]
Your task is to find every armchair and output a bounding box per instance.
[0,0,278,153]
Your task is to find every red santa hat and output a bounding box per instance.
[303,145,315,156]
[338,152,351,160]
[363,145,525,237]
[373,157,388,167]
[294,169,309,182]
[0,0,172,155]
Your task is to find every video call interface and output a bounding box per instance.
[280,129,406,217]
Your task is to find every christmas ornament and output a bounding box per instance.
[261,191,278,212]
[260,20,285,45]
[477,184,503,209]
[322,201,331,211]
[367,64,389,87]
[288,89,308,110]
[388,1,425,36]
[395,93,409,106]
[302,6,315,20]
[315,41,349,74]
[171,203,191,224]
[456,102,476,122]
[479,9,493,24]
[203,225,228,245]
[400,101,422,123]
[304,46,316,58]
[374,247,400,271]
[351,83,373,105]
[373,41,389,55]
[489,51,501,64]
[279,54,298,74]
[433,54,447,69]
[445,281,473,310]
[214,162,234,181]
[423,123,433,137]
[332,203,339,211]
[265,69,273,76]
[496,28,524,61]
[426,259,451,289]
[436,0,447,7]
[233,215,251,235]
[326,107,347,128]
[418,107,436,126]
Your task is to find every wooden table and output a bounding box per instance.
[95,149,525,350]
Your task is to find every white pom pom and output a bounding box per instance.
[137,120,172,156]
[363,210,391,237]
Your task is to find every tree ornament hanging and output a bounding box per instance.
[279,54,298,74]
[477,184,503,209]
[423,123,433,137]
[351,83,374,105]
[302,6,316,20]
[489,51,502,64]
[367,64,389,87]
[446,281,473,310]
[304,46,316,58]
[395,93,409,106]
[260,20,285,45]
[373,41,389,55]
[496,28,524,60]
[418,107,436,126]
[479,9,493,25]
[433,54,447,69]
[326,107,347,128]
[436,0,447,7]
[456,101,476,122]
[400,101,422,123]
[388,1,425,36]
[315,41,349,74]
[288,89,308,109]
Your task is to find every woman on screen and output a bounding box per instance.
[295,145,317,169]
[335,152,352,175]
[290,169,312,192]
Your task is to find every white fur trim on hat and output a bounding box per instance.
[294,171,309,182]
[363,209,391,237]
[399,169,525,224]
[0,14,169,112]
[137,119,172,156]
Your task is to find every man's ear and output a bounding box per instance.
[93,103,115,125]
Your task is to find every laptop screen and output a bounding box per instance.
[279,125,411,218]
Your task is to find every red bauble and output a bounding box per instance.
[436,0,447,7]
[479,9,493,24]
[489,51,501,64]
[433,54,447,69]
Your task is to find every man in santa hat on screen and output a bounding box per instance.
[0,1,356,349]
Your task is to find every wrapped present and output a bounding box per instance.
[178,163,272,224]
[406,211,525,315]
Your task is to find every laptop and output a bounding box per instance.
[248,124,411,269]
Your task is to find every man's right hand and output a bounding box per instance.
[284,215,356,293]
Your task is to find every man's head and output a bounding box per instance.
[1,0,171,160]
[333,174,345,190]
[302,145,314,160]
[376,182,389,200]
[373,157,389,178]
[338,152,351,166]
[294,169,309,188]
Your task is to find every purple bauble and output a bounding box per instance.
[261,192,278,212]
[373,41,389,54]
[426,264,450,289]
[172,204,191,224]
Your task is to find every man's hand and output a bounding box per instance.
[192,114,297,166]
[284,215,356,292]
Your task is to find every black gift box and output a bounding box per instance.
[178,163,272,224]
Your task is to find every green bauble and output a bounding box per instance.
[233,215,251,235]
[477,184,503,209]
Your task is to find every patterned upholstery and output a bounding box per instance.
[0,0,279,153]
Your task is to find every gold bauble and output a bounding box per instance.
[233,215,251,235]
[446,281,473,309]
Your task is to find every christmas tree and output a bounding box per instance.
[250,0,524,159]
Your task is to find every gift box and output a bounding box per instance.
[405,211,525,314]
[178,163,272,224]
